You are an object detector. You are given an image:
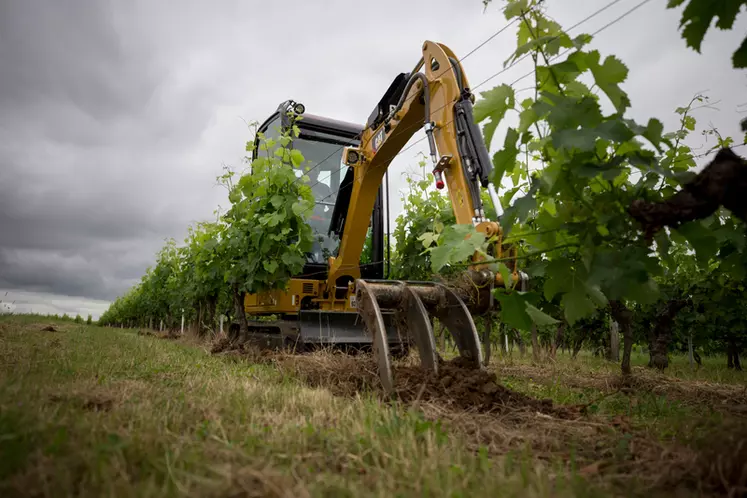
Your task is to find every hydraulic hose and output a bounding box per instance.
[448,57,466,93]
[390,72,430,126]
[388,72,441,183]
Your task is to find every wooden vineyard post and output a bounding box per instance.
[610,319,620,362]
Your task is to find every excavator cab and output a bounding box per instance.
[252,100,386,281]
[238,101,403,355]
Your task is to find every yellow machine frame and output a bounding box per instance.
[244,41,516,317]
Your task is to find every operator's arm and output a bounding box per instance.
[325,41,505,293]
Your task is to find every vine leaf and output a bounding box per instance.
[667,0,747,68]
[543,259,574,301]
[492,128,520,186]
[561,287,596,324]
[497,262,513,290]
[676,221,720,264]
[494,291,532,330]
[503,0,531,20]
[586,51,630,113]
[494,289,557,330]
[428,225,487,272]
[473,84,515,149]
[584,283,609,308]
[525,303,560,326]
[290,149,305,167]
[500,180,539,235]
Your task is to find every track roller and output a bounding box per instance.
[355,279,484,395]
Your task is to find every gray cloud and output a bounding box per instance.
[0,0,745,318]
[0,288,110,319]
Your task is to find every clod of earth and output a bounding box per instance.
[391,356,580,418]
[210,336,278,364]
[41,325,58,332]
[253,345,582,419]
[629,147,747,240]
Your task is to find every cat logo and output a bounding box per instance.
[372,129,385,152]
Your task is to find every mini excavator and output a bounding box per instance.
[234,41,526,393]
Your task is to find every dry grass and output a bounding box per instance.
[0,317,583,497]
[216,339,747,497]
[2,315,746,497]
[495,361,747,412]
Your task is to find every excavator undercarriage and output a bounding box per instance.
[232,41,524,394]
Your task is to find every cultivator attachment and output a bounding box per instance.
[356,272,500,395]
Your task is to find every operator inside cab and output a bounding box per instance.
[254,100,378,274]
[306,167,333,205]
[305,166,337,264]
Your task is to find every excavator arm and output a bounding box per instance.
[241,41,523,396]
[321,41,523,393]
[326,41,511,294]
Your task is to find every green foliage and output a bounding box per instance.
[473,84,515,149]
[100,116,316,330]
[99,0,746,368]
[667,0,747,68]
[470,1,747,331]
[218,120,315,295]
[390,162,456,280]
[425,225,488,273]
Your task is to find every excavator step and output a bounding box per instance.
[297,309,407,350]
[355,279,484,395]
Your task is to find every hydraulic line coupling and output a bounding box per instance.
[432,155,452,190]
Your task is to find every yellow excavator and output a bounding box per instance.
[235,41,525,393]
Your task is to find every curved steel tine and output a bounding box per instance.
[356,280,394,395]
[431,283,484,369]
[398,284,438,374]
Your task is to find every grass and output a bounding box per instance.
[0,317,595,498]
[486,347,746,441]
[1,315,744,497]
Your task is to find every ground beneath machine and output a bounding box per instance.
[209,335,747,498]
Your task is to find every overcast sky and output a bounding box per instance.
[1,0,745,319]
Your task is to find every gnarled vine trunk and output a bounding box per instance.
[550,323,566,358]
[206,295,217,336]
[610,300,633,376]
[513,329,526,357]
[531,324,540,363]
[232,284,249,341]
[727,338,742,371]
[648,299,688,370]
[629,148,747,239]
[195,300,203,336]
[571,329,588,359]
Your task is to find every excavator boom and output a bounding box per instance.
[327,41,504,291]
[318,40,521,392]
[242,40,522,395]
